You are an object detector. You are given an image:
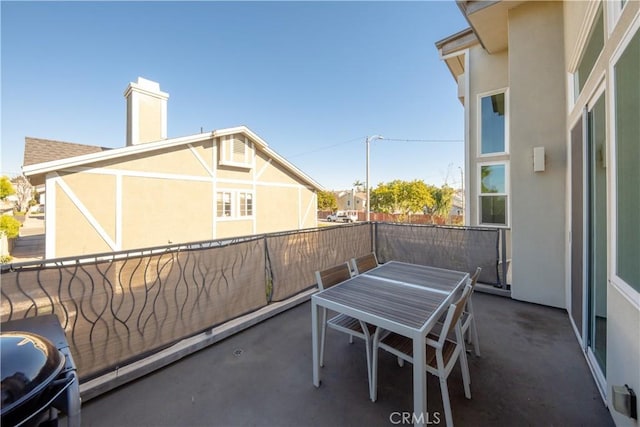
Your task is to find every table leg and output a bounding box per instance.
[312,299,321,387]
[413,334,427,426]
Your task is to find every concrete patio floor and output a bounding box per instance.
[79,291,613,426]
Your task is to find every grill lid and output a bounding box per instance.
[0,331,65,415]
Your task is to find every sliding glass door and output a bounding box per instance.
[587,93,607,377]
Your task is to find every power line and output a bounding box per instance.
[383,138,463,143]
[285,135,463,159]
[287,135,366,158]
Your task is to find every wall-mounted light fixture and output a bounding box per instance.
[612,384,637,419]
[533,146,545,172]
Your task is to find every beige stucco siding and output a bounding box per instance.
[214,220,253,239]
[138,97,162,144]
[40,131,318,257]
[102,145,212,176]
[59,172,117,242]
[191,140,215,172]
[298,187,317,229]
[255,152,303,185]
[216,167,253,181]
[122,176,213,248]
[256,186,304,233]
[508,1,567,308]
[55,183,112,256]
[467,46,509,226]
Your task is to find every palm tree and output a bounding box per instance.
[353,180,364,192]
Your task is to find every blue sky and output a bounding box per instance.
[1,1,468,190]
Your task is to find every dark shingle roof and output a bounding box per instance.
[23,137,111,167]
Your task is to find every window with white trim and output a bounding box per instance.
[607,0,628,36]
[574,5,604,100]
[216,192,232,217]
[614,28,639,292]
[479,91,507,155]
[219,135,252,168]
[479,163,508,226]
[216,190,255,219]
[239,192,253,217]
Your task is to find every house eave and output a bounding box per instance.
[22,126,324,192]
[455,0,525,54]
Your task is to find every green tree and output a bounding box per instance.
[429,184,456,222]
[0,176,15,200]
[317,190,337,211]
[0,215,21,239]
[370,180,434,216]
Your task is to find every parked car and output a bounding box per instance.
[326,210,358,223]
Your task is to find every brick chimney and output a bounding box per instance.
[124,77,169,146]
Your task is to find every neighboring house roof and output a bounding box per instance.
[23,137,111,167]
[22,126,324,191]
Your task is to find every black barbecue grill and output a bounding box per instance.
[1,315,80,427]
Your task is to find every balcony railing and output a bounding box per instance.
[1,222,505,397]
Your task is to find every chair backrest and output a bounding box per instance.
[315,262,353,290]
[441,284,473,343]
[351,253,378,274]
[470,267,482,288]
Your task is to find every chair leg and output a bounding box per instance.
[364,336,373,401]
[349,334,354,344]
[470,317,480,357]
[459,348,472,398]
[439,376,454,427]
[397,357,404,368]
[467,300,480,356]
[370,328,383,402]
[320,308,327,368]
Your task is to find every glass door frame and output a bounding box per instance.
[584,81,607,395]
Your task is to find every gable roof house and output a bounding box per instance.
[436,1,639,424]
[23,77,323,258]
[334,189,367,212]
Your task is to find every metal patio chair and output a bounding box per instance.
[461,267,482,356]
[315,263,377,385]
[350,252,379,274]
[371,283,473,427]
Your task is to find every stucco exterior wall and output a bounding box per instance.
[47,134,318,257]
[608,289,640,427]
[508,1,566,308]
[467,47,509,226]
[255,185,316,233]
[445,0,640,417]
[55,183,112,256]
[138,97,162,144]
[121,177,213,248]
[105,144,212,176]
[563,0,591,71]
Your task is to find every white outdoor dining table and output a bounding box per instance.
[311,261,469,426]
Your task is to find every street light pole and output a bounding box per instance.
[365,135,384,222]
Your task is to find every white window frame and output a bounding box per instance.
[216,189,255,220]
[238,191,254,218]
[216,191,233,219]
[477,88,509,157]
[477,160,510,227]
[572,3,606,102]
[219,135,252,168]
[608,14,640,309]
[607,0,628,36]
